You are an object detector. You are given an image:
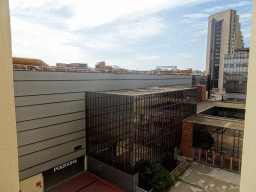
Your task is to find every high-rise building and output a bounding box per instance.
[223,48,249,102]
[206,9,244,91]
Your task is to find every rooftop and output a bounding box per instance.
[197,101,246,113]
[186,102,245,131]
[103,86,196,96]
[186,116,244,131]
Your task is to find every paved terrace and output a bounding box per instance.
[170,162,240,192]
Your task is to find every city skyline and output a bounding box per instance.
[10,0,252,71]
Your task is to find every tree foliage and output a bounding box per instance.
[140,163,175,192]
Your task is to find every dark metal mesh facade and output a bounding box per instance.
[86,88,197,175]
[193,123,243,159]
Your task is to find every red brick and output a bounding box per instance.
[181,121,194,158]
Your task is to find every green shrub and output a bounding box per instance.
[140,163,175,192]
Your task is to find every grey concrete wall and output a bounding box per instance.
[14,71,192,181]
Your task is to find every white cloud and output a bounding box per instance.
[239,13,252,23]
[178,54,194,58]
[198,29,208,35]
[83,34,118,49]
[240,13,252,19]
[182,13,209,19]
[241,26,252,39]
[11,16,91,66]
[33,0,210,30]
[243,33,251,38]
[138,55,160,60]
[204,1,252,13]
[189,39,200,42]
[10,0,54,9]
[118,17,166,39]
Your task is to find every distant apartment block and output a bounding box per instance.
[206,9,244,91]
[223,48,249,102]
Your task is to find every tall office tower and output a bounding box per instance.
[206,9,244,91]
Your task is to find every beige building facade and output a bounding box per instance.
[206,9,244,91]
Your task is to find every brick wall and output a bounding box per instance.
[193,85,206,102]
[181,121,194,159]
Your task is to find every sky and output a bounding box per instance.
[9,0,253,71]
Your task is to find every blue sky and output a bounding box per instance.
[10,0,253,71]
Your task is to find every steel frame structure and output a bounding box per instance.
[85,88,197,174]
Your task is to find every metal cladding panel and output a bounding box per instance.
[14,80,191,96]
[16,111,85,132]
[19,150,86,181]
[16,100,85,122]
[18,130,86,157]
[13,71,192,81]
[19,138,86,171]
[15,92,85,107]
[17,119,85,146]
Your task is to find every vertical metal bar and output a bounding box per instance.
[141,95,143,163]
[239,159,241,173]
[130,96,134,172]
[122,95,125,172]
[199,149,201,161]
[233,129,235,157]
[99,93,102,161]
[217,128,219,153]
[142,94,145,161]
[221,128,223,155]
[125,95,128,173]
[94,92,97,159]
[238,130,240,158]
[230,157,232,170]
[193,148,194,161]
[119,95,123,171]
